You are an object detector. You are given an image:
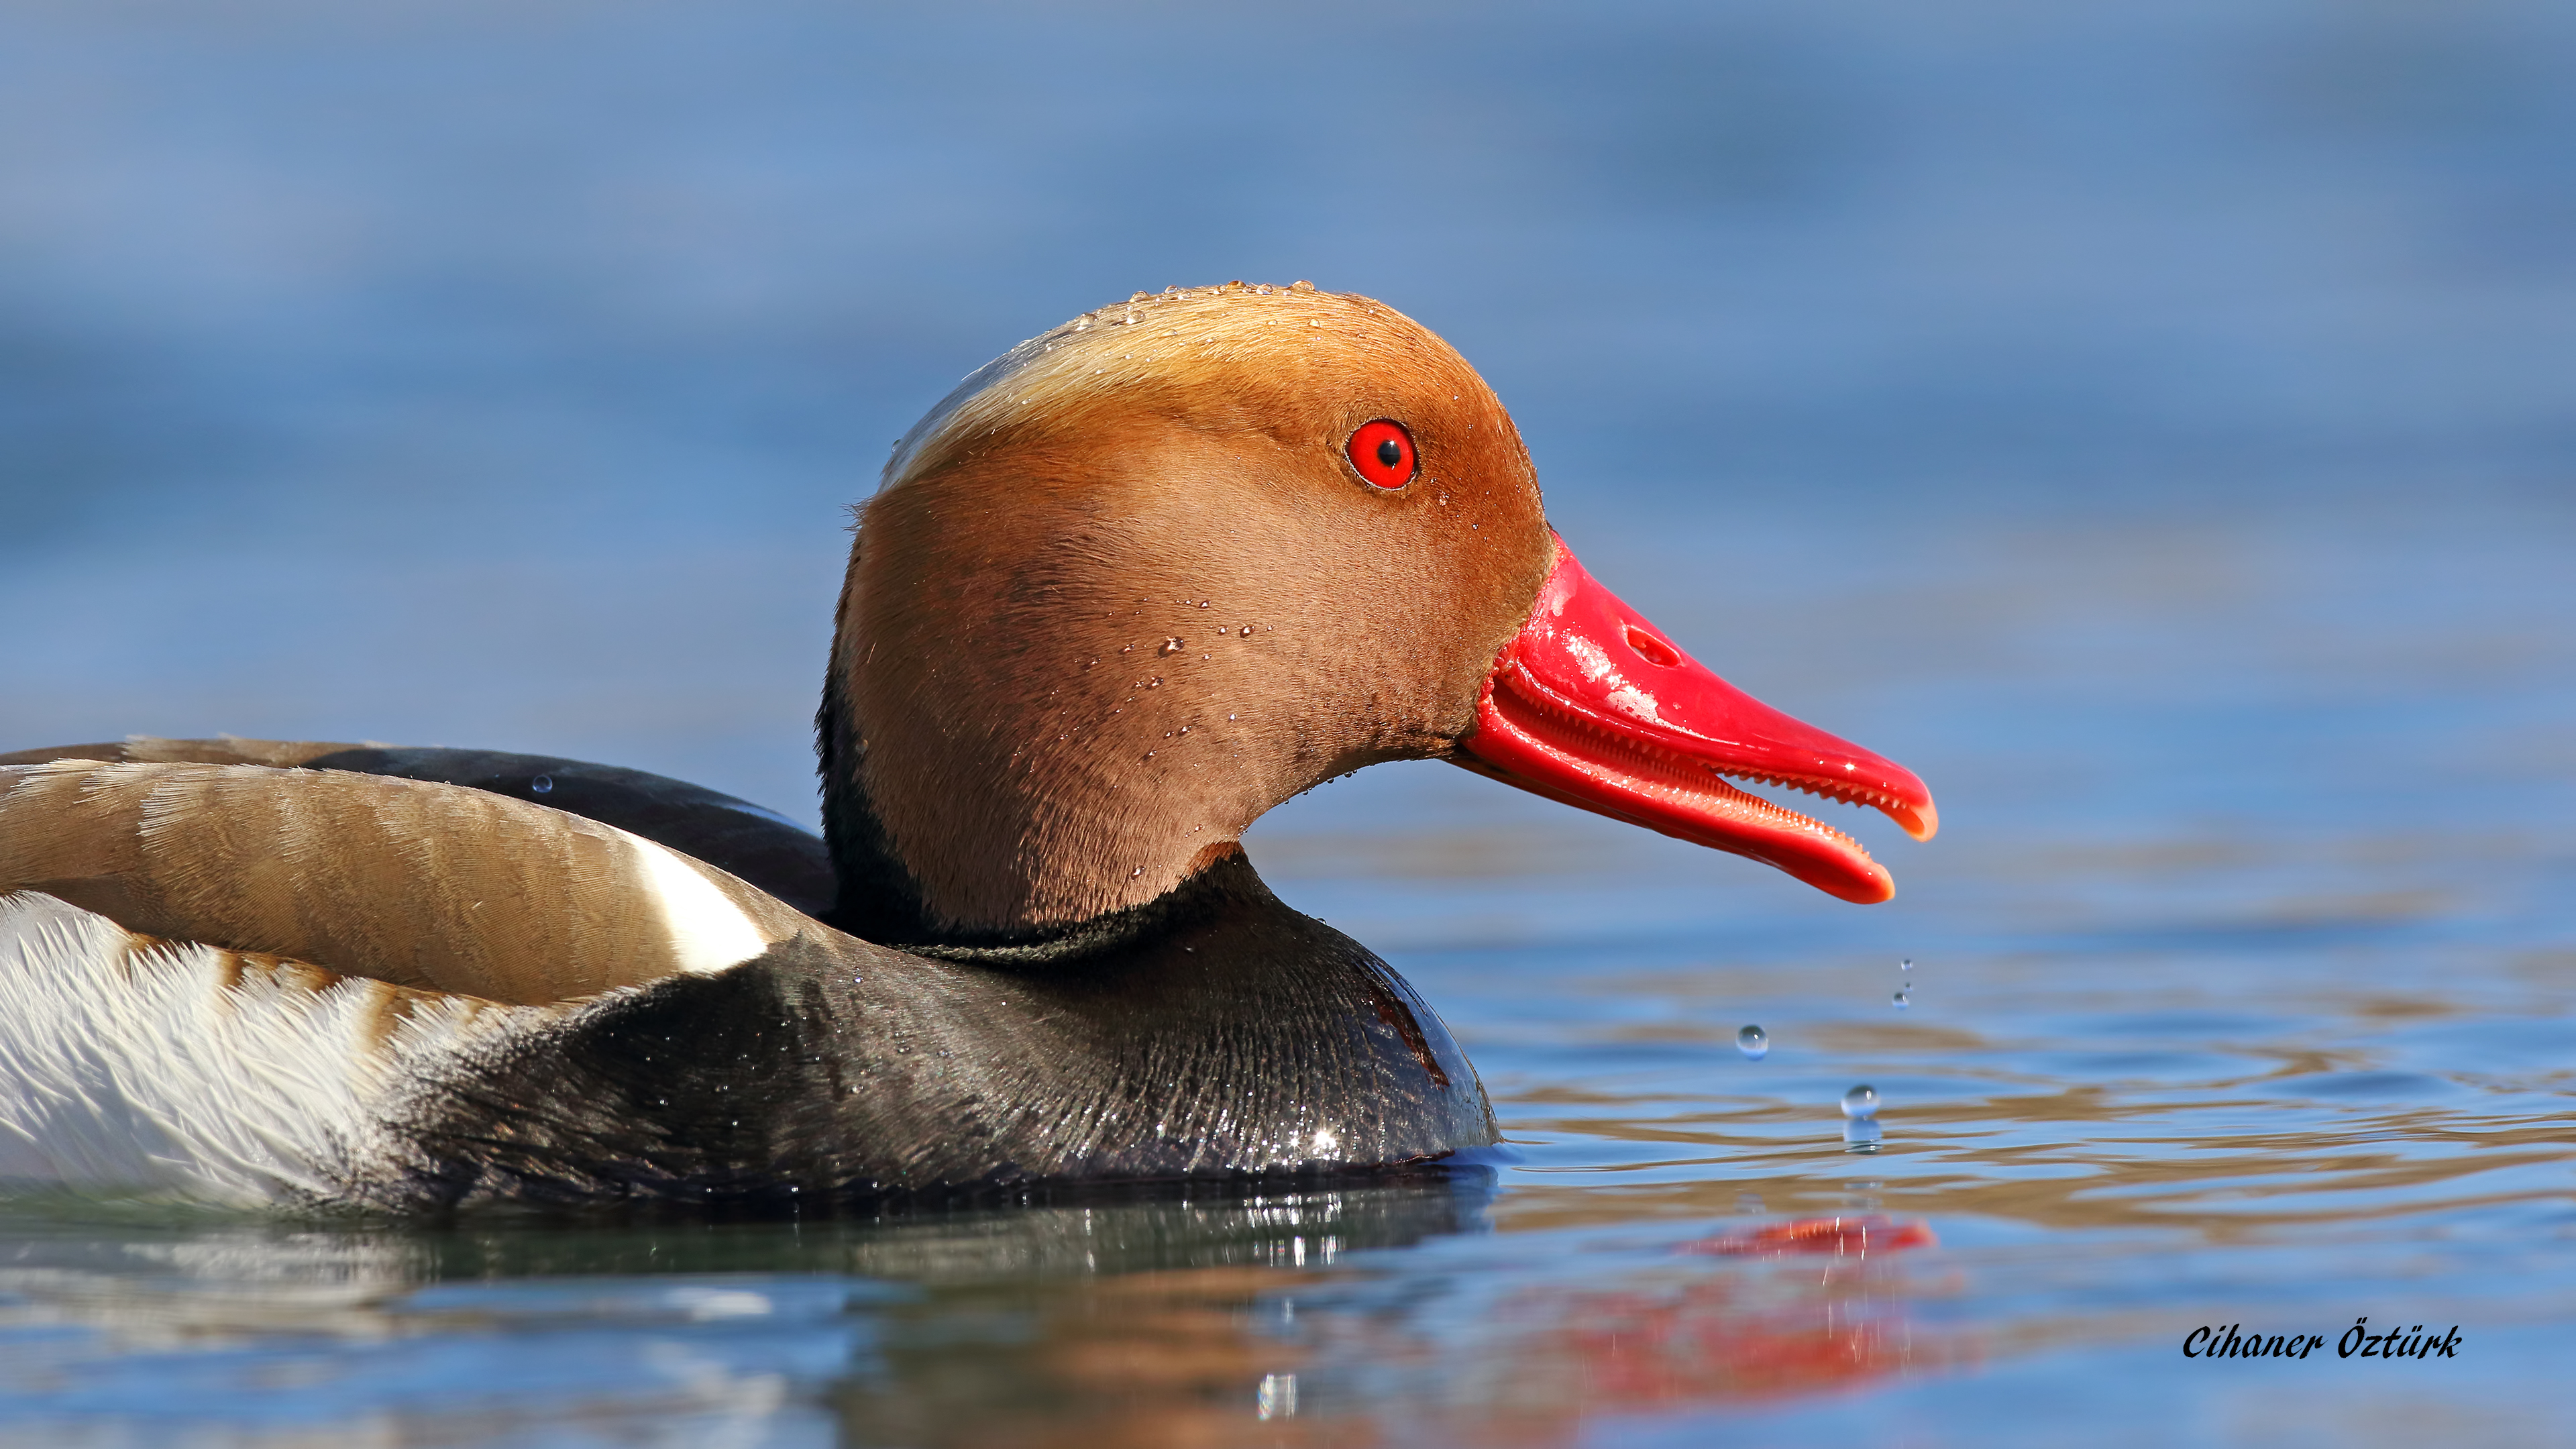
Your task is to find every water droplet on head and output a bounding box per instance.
[1238,624,1253,637]
[1159,637,1184,655]
[530,775,553,794]
[1146,676,1163,688]
[1841,1085,1880,1119]
[1735,1025,1768,1060]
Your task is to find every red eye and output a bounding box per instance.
[1346,419,1415,489]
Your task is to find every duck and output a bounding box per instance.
[0,281,1935,1212]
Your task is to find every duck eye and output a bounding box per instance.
[1346,419,1416,490]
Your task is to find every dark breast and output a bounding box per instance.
[375,859,1496,1212]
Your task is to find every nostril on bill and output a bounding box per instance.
[1623,624,1680,667]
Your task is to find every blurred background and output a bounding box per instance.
[7,0,2568,818]
[2,2,2573,1446]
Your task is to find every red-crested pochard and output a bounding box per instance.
[0,282,1933,1210]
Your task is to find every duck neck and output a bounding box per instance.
[812,529,1400,948]
[810,678,955,947]
[814,664,1294,950]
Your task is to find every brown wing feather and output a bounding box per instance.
[0,737,373,769]
[0,737,837,918]
[0,761,815,1005]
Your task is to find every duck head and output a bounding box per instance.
[820,282,1934,947]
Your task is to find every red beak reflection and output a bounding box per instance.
[1457,536,1937,904]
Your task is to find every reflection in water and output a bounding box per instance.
[829,1206,1949,1448]
[0,1183,1957,1447]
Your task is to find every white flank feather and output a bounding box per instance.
[0,890,532,1205]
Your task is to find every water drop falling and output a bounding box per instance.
[1900,957,1913,972]
[1735,1025,1768,1060]
[1159,637,1184,655]
[1841,1084,1880,1119]
[1892,988,1911,1010]
[530,775,553,794]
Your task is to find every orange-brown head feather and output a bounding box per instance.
[824,282,1555,939]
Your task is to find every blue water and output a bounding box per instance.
[3,3,2573,1444]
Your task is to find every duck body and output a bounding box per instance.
[0,282,1932,1212]
[388,853,1481,1212]
[0,746,1481,1210]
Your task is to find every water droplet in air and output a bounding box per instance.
[1736,1025,1768,1060]
[1159,637,1184,655]
[1841,1085,1880,1119]
[1892,988,1911,1010]
[1900,957,1913,972]
[530,775,553,794]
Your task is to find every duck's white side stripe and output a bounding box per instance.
[630,837,772,975]
[0,891,528,1205]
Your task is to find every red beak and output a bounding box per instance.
[1456,536,1937,903]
